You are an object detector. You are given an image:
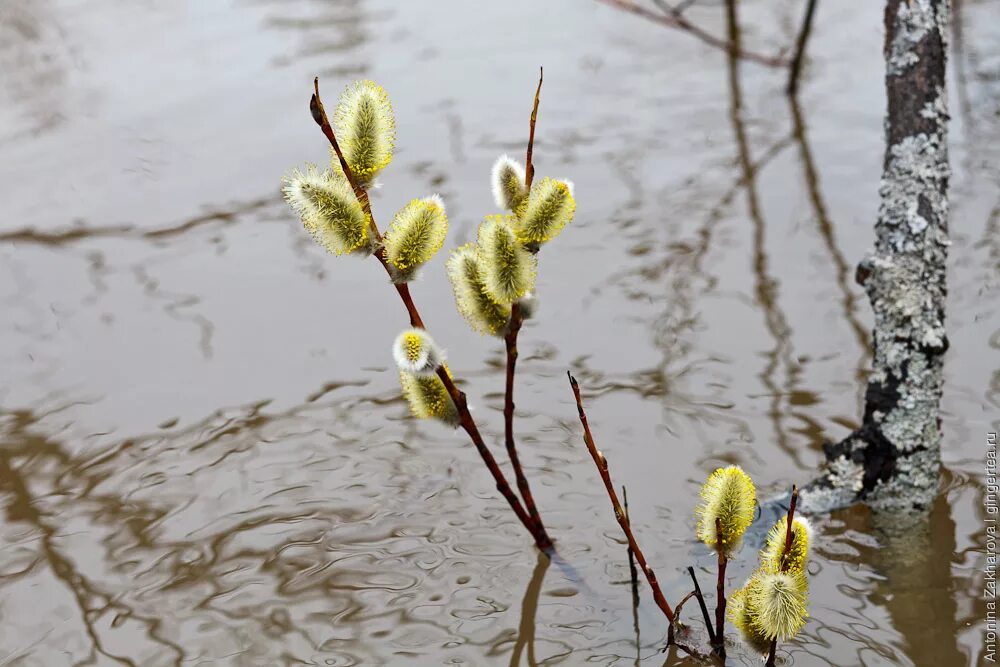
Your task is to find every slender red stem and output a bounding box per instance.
[714,516,727,659]
[567,372,675,623]
[501,66,553,550]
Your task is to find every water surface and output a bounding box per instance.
[0,0,997,665]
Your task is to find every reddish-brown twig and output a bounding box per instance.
[714,517,728,658]
[309,77,550,551]
[596,0,790,68]
[567,372,675,623]
[503,67,552,550]
[766,485,799,666]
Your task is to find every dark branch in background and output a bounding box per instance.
[626,485,642,666]
[567,372,675,623]
[624,485,639,589]
[309,78,552,551]
[786,0,819,95]
[503,68,552,551]
[596,0,790,67]
[688,566,716,645]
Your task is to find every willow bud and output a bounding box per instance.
[399,369,459,426]
[694,465,757,556]
[446,244,512,336]
[727,575,773,655]
[392,328,445,376]
[477,215,537,304]
[282,165,370,255]
[512,177,575,248]
[749,570,809,642]
[384,195,449,283]
[761,516,812,575]
[490,155,528,212]
[333,80,396,186]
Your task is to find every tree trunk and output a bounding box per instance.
[802,0,951,513]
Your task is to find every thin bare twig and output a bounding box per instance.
[787,0,819,95]
[309,77,550,550]
[596,0,790,68]
[687,566,716,644]
[567,372,675,623]
[503,67,552,550]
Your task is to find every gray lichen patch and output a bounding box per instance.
[868,447,940,512]
[887,0,949,76]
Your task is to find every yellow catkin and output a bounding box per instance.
[513,177,576,247]
[728,575,773,655]
[694,465,757,556]
[491,155,527,212]
[748,570,809,641]
[392,328,444,376]
[761,516,811,574]
[282,165,369,255]
[398,368,458,426]
[476,215,536,304]
[333,80,396,185]
[446,244,512,336]
[384,195,448,282]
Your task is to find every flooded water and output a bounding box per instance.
[1,0,998,665]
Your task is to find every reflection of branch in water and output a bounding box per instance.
[724,0,800,466]
[596,0,790,67]
[952,0,974,149]
[0,197,274,247]
[786,0,818,95]
[788,95,869,380]
[0,413,185,667]
[872,492,966,665]
[133,265,216,358]
[508,551,550,667]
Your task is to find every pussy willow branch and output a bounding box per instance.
[309,77,550,550]
[766,485,799,666]
[597,0,790,68]
[503,67,552,550]
[567,372,675,623]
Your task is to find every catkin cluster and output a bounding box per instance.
[447,156,575,336]
[281,81,577,427]
[728,513,813,651]
[694,467,812,654]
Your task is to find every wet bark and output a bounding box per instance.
[801,0,951,513]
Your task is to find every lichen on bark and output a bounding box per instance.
[801,0,951,514]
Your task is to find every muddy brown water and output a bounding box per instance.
[0,0,997,665]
